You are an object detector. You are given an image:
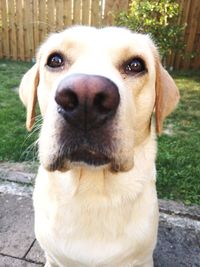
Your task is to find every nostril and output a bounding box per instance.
[55,89,79,112]
[94,92,109,113]
[64,90,79,111]
[93,89,120,114]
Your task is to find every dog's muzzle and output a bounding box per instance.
[53,74,120,168]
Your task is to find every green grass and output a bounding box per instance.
[0,60,37,162]
[0,60,199,205]
[157,71,200,205]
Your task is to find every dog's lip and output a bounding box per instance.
[68,148,110,166]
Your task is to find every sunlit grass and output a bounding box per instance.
[157,71,200,205]
[0,60,38,162]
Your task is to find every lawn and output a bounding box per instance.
[0,60,199,205]
[157,71,200,205]
[0,60,36,161]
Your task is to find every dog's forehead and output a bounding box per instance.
[39,26,155,60]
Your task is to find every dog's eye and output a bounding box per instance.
[124,58,146,75]
[47,53,64,69]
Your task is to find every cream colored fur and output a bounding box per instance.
[19,26,179,267]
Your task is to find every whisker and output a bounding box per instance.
[20,115,42,161]
[20,139,39,162]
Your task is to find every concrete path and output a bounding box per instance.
[0,163,200,267]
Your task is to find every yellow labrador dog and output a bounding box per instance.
[19,26,179,267]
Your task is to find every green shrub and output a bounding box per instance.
[115,0,185,65]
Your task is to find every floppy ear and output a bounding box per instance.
[155,63,180,135]
[19,64,39,131]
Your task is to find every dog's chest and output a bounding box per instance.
[33,167,158,266]
[35,193,140,266]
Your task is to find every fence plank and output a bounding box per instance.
[28,0,34,59]
[104,0,115,25]
[167,0,183,69]
[47,0,56,33]
[193,17,200,69]
[8,0,17,60]
[103,0,129,26]
[24,0,29,60]
[16,0,25,60]
[82,0,90,25]
[39,0,47,43]
[56,0,64,31]
[24,0,33,60]
[181,0,192,69]
[33,0,39,54]
[183,0,200,69]
[174,0,193,69]
[91,0,100,26]
[63,0,72,26]
[73,0,81,24]
[178,0,191,69]
[1,0,9,58]
[0,0,3,58]
[117,0,129,11]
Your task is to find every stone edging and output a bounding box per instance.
[0,162,200,229]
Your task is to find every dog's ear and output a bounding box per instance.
[155,62,180,135]
[19,64,39,131]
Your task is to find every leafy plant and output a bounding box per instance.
[115,0,185,65]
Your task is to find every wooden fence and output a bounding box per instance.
[0,0,129,61]
[167,0,200,70]
[0,0,199,70]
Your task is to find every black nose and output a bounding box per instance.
[55,74,120,130]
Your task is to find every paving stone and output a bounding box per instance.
[0,162,38,175]
[1,192,200,267]
[0,181,33,196]
[0,194,35,258]
[0,169,35,185]
[26,241,45,264]
[154,213,200,267]
[159,199,200,221]
[0,255,42,267]
[0,162,36,185]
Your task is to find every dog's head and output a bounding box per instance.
[19,26,179,172]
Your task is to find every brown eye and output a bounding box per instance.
[124,58,146,75]
[47,53,64,69]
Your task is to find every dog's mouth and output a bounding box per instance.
[68,148,110,166]
[45,145,112,172]
[40,138,134,173]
